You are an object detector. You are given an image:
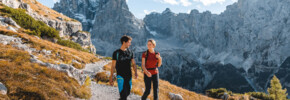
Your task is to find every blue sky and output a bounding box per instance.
[37,0,238,19]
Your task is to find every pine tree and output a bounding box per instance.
[267,75,288,100]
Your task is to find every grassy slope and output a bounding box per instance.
[0,28,100,99]
[22,0,77,22]
[99,63,216,100]
[0,28,216,100]
[0,0,217,99]
[0,27,99,68]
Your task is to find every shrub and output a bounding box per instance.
[246,92,273,100]
[95,72,109,83]
[57,39,83,51]
[104,57,112,60]
[206,88,232,98]
[0,6,60,39]
[72,62,83,69]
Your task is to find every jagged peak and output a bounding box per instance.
[162,8,173,14]
[190,9,199,15]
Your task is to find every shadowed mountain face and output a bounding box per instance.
[53,0,150,55]
[54,0,290,94]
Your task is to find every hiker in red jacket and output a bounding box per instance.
[141,39,162,100]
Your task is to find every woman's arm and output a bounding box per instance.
[142,58,151,77]
[157,53,162,67]
[158,57,162,67]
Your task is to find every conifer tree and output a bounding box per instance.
[267,75,288,100]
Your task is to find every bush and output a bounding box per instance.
[206,88,232,98]
[57,39,83,51]
[95,72,109,83]
[246,92,273,100]
[0,6,60,39]
[72,62,83,69]
[104,57,112,60]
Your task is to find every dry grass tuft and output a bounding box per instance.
[0,44,91,99]
[95,72,110,83]
[21,0,77,22]
[0,28,99,69]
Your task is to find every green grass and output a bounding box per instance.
[103,57,112,60]
[57,39,88,52]
[0,6,60,39]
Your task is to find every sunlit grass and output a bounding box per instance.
[0,44,91,99]
[0,28,99,69]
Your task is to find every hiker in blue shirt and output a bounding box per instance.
[109,35,138,100]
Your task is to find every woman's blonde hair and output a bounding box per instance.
[148,39,156,47]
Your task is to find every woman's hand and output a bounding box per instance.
[145,71,152,77]
[156,53,161,59]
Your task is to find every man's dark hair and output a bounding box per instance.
[120,35,132,44]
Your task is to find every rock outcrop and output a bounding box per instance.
[0,82,7,95]
[1,0,96,53]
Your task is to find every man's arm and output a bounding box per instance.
[109,60,116,86]
[131,59,138,79]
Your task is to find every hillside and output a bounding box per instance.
[53,0,290,96]
[0,20,215,100]
[0,1,217,100]
[0,27,97,99]
[21,0,75,21]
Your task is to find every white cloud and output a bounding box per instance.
[180,0,192,6]
[157,0,179,5]
[126,0,129,2]
[196,5,201,9]
[231,0,238,2]
[193,0,226,6]
[154,0,193,6]
[144,10,157,14]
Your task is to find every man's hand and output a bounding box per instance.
[110,60,116,86]
[109,77,114,86]
[135,72,138,79]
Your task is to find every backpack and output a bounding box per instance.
[144,50,159,70]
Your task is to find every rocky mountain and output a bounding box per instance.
[53,0,150,55]
[1,0,96,53]
[0,0,218,100]
[144,0,290,94]
[54,0,290,96]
